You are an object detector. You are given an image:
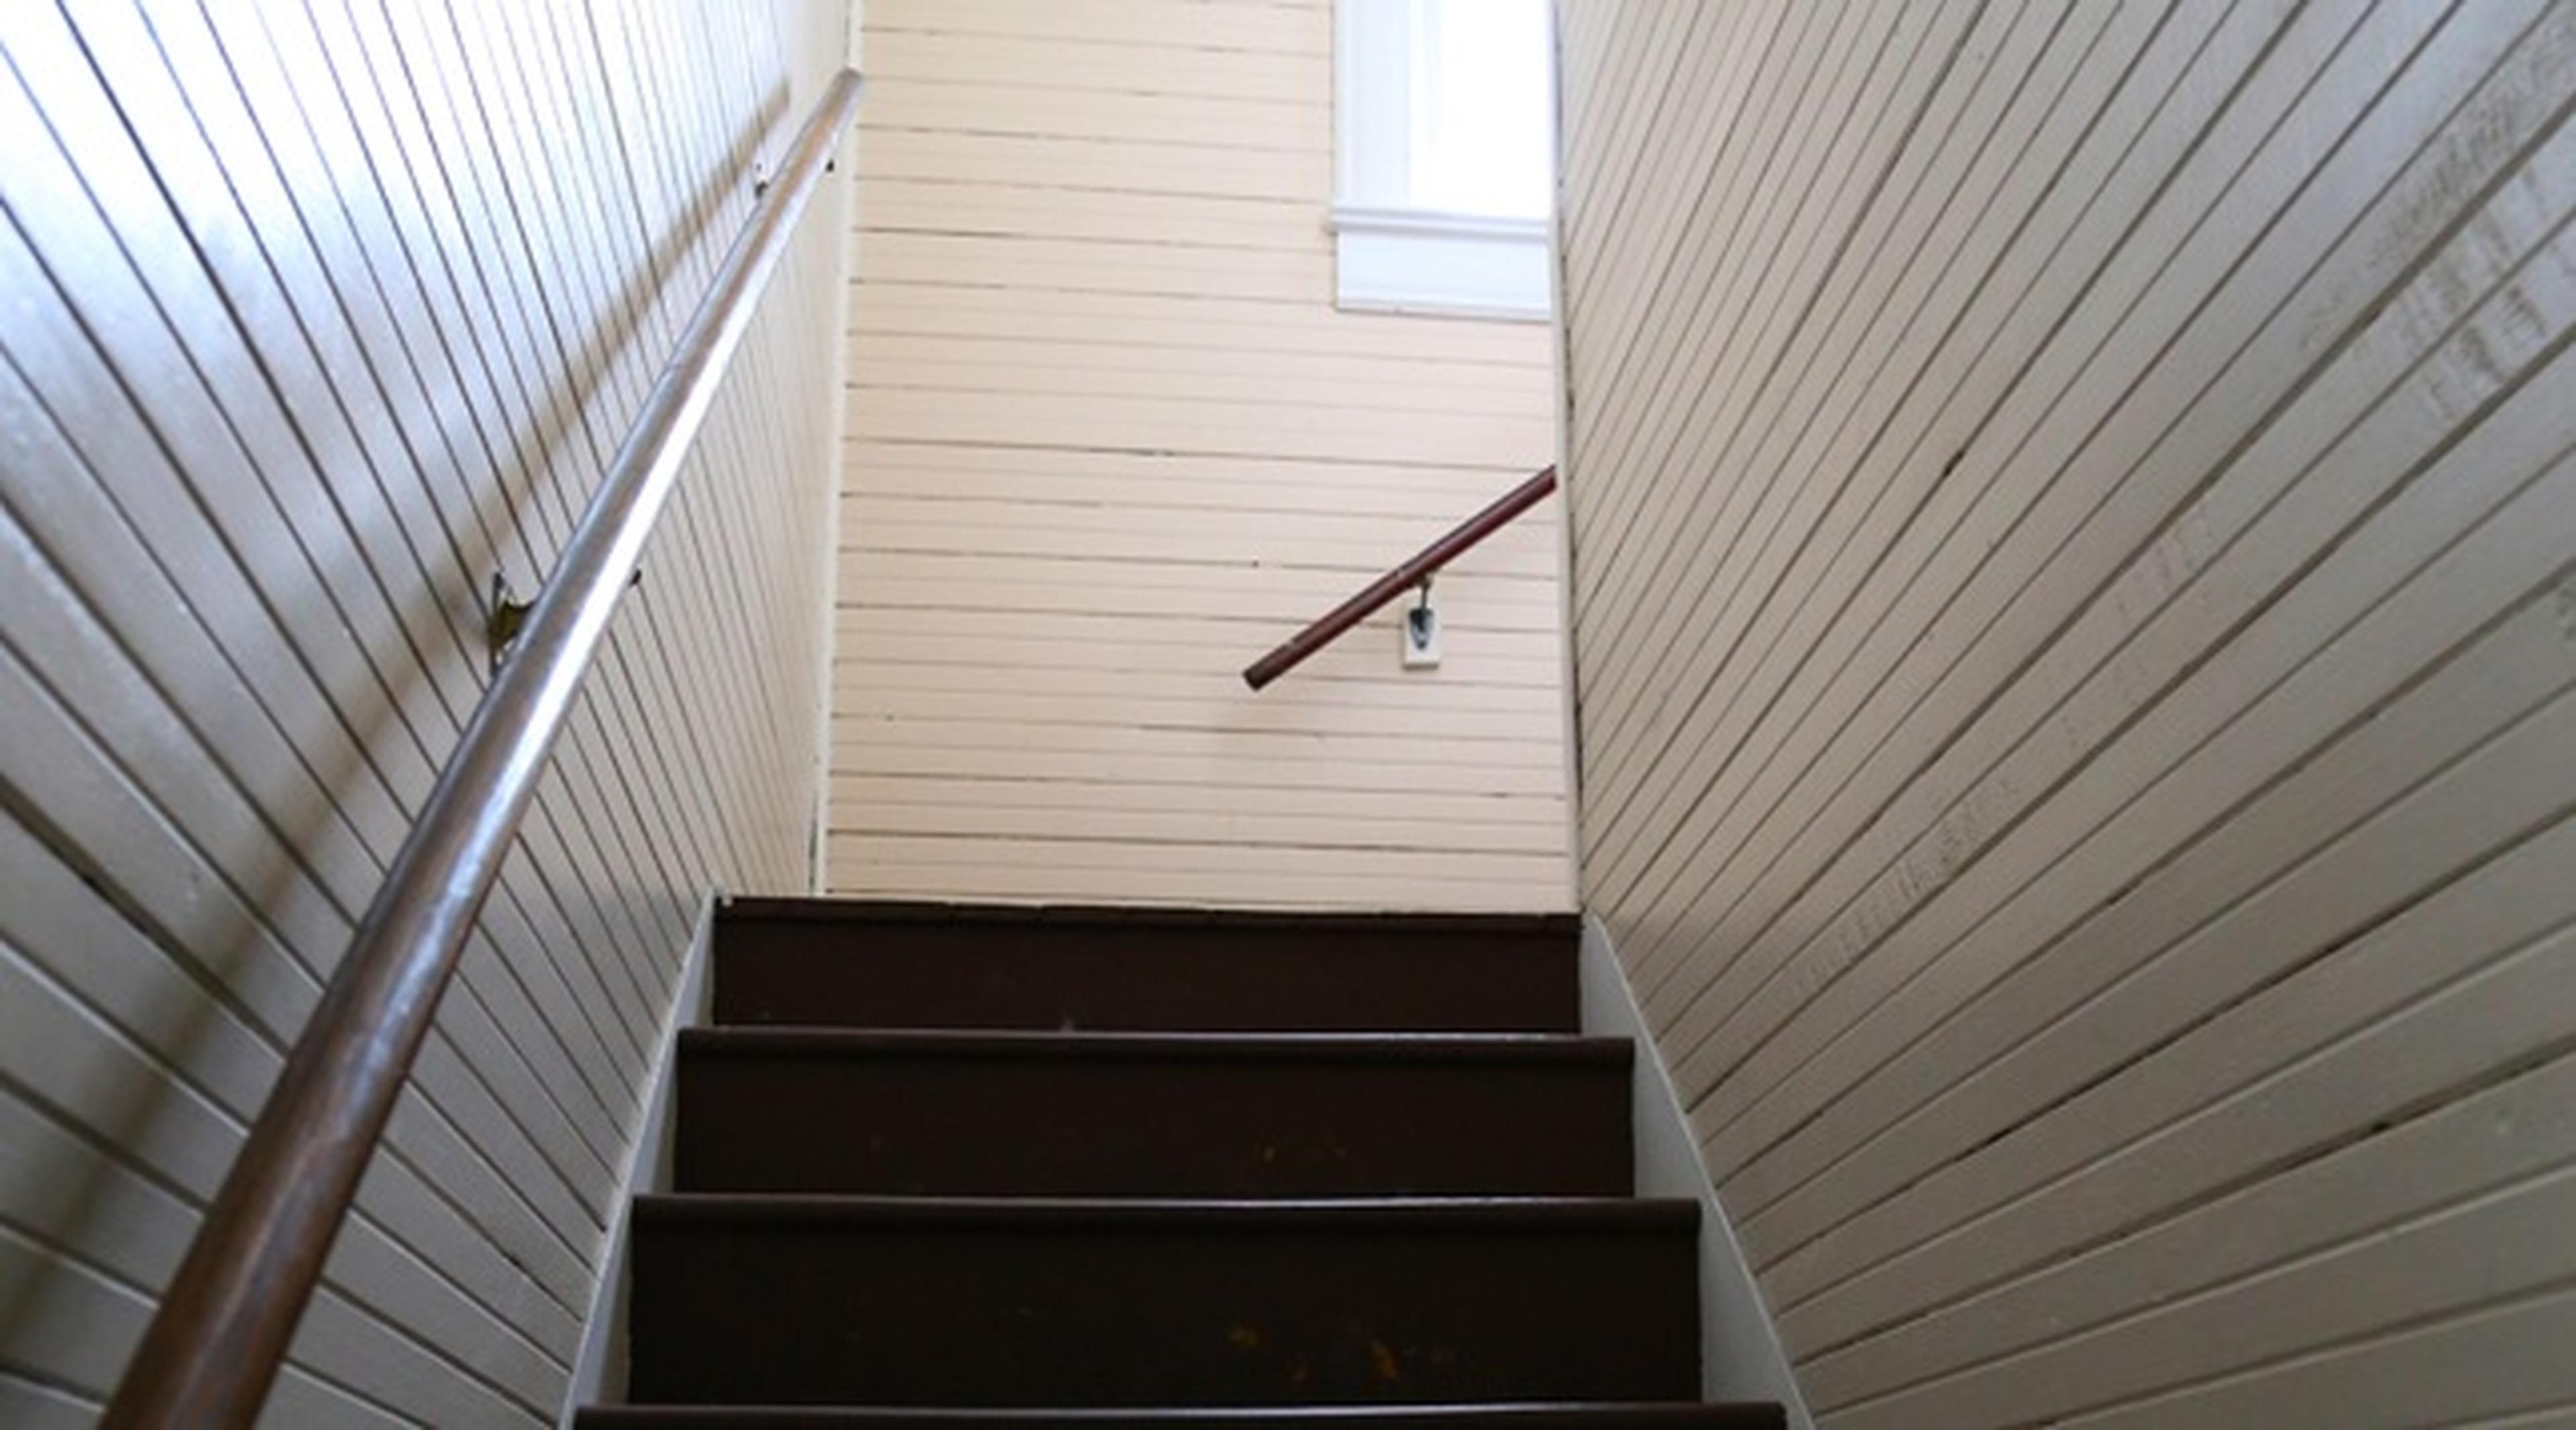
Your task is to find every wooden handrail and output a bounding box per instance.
[1242,465,1557,690]
[99,70,865,1430]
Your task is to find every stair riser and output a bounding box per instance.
[676,1051,1633,1197]
[714,911,1579,1032]
[629,1213,1699,1407]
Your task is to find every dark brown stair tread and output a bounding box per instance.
[610,902,1720,1421]
[578,1405,1785,1427]
[636,1194,1693,1229]
[713,900,1579,1033]
[680,1028,1631,1064]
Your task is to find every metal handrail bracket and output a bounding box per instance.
[103,68,865,1430]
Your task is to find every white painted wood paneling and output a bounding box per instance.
[830,0,1568,910]
[0,1,850,1423]
[1558,0,2576,1421]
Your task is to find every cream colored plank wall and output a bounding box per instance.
[1558,0,2576,1423]
[0,1,849,1424]
[830,0,1571,910]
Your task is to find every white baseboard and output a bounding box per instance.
[559,890,723,1425]
[1579,914,1813,1426]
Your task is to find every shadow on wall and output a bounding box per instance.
[0,37,789,1411]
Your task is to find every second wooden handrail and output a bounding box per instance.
[1242,465,1557,690]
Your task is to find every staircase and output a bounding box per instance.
[577,899,1786,1428]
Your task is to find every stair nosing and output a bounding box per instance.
[577,1406,1778,1425]
[679,1028,1631,1066]
[634,1193,1697,1232]
[719,897,1584,938]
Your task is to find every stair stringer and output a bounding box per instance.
[1581,914,1814,1428]
[559,889,722,1427]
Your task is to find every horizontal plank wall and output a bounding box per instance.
[829,0,1570,910]
[0,1,849,1425]
[1556,0,2576,1423]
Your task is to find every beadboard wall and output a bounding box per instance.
[0,2,848,1424]
[828,0,1571,910]
[1558,1,2576,1423]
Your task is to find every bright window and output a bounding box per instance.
[1334,0,1555,319]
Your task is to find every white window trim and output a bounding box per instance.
[1328,205,1553,321]
[1332,0,1553,322]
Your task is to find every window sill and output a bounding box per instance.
[1330,205,1552,322]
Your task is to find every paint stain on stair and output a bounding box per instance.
[1368,1339,1402,1381]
